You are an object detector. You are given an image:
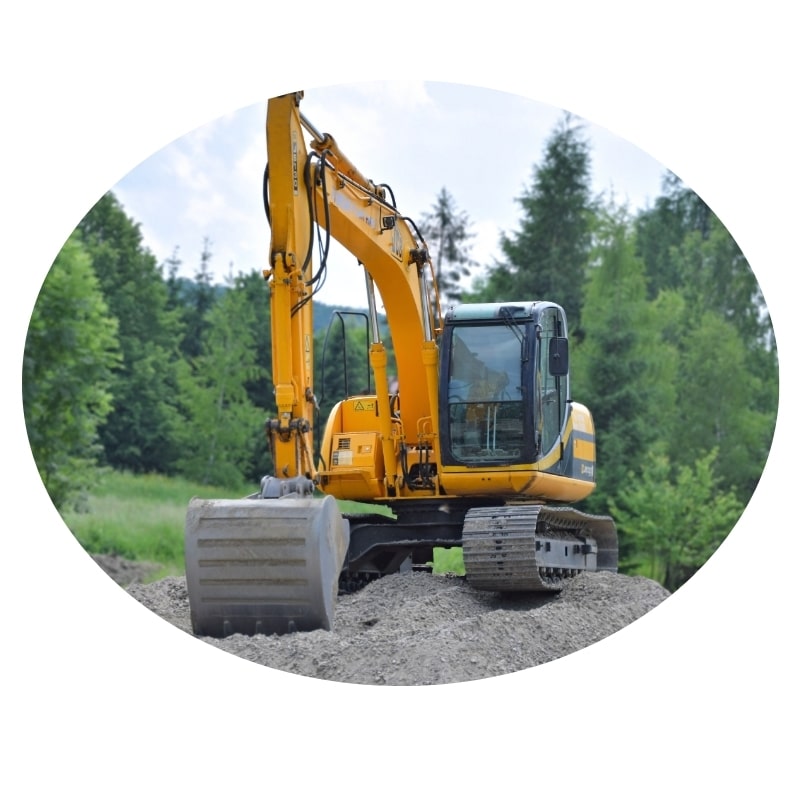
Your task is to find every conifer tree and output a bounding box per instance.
[418,187,476,304]
[571,207,677,520]
[180,237,218,359]
[176,271,267,486]
[77,192,183,473]
[472,113,595,334]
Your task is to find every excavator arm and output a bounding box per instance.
[260,94,317,490]
[184,92,442,636]
[263,91,442,498]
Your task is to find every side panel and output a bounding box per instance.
[318,396,388,501]
[559,402,598,484]
[439,466,595,502]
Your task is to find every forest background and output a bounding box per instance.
[22,113,778,593]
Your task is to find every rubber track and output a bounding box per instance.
[462,505,617,592]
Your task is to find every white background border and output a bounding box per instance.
[3,3,796,796]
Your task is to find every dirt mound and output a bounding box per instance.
[92,553,161,586]
[126,568,669,686]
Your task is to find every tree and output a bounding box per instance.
[669,310,774,498]
[179,237,218,360]
[162,246,184,310]
[635,174,772,349]
[610,447,743,591]
[77,192,184,473]
[176,271,267,487]
[234,269,275,481]
[571,206,676,521]
[673,214,774,351]
[315,311,372,414]
[23,233,120,509]
[634,171,712,299]
[418,187,476,303]
[632,172,777,497]
[472,113,595,333]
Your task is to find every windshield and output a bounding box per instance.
[446,324,525,463]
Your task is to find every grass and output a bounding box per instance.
[432,546,465,575]
[62,470,465,581]
[62,471,254,580]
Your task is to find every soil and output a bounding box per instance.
[92,553,162,586]
[106,555,671,686]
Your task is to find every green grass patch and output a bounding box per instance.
[337,499,396,518]
[432,546,465,575]
[62,471,466,581]
[62,471,253,579]
[335,500,463,573]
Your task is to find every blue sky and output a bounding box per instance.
[112,81,668,308]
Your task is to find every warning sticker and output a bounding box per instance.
[333,450,353,466]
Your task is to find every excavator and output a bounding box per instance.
[184,91,618,637]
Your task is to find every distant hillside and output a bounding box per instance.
[175,275,373,334]
[313,302,390,334]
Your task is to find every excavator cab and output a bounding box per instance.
[439,302,577,474]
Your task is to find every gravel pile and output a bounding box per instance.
[124,568,669,686]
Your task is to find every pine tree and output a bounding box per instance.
[418,187,476,304]
[180,237,218,360]
[472,113,595,334]
[162,246,184,311]
[176,271,267,487]
[634,172,712,299]
[572,207,677,520]
[77,192,184,473]
[636,176,777,499]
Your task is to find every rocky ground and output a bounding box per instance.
[99,555,670,686]
[92,553,162,586]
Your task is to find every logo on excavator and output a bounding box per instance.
[291,131,299,195]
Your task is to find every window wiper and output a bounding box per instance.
[499,305,526,350]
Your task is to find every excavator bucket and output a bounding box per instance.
[184,494,350,637]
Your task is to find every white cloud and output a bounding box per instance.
[471,218,505,269]
[110,81,668,303]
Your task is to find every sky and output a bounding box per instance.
[112,81,669,308]
[4,3,798,796]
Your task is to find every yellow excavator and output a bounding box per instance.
[184,91,617,637]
